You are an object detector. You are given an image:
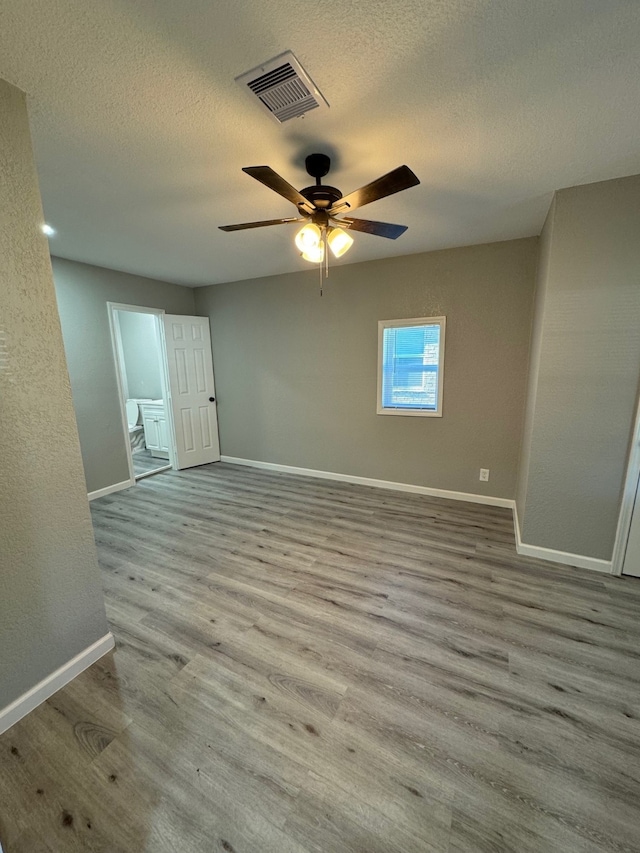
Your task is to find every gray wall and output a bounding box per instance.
[0,80,109,710]
[195,238,538,500]
[517,174,640,560]
[118,310,163,400]
[52,257,195,493]
[515,197,555,521]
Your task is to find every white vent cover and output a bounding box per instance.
[236,51,329,123]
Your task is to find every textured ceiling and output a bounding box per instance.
[1,0,639,286]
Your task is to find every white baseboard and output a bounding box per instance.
[221,457,613,573]
[88,479,134,501]
[220,455,515,509]
[513,505,612,574]
[0,633,115,736]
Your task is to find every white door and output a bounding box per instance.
[623,475,640,577]
[163,315,221,469]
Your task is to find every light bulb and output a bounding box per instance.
[41,224,56,237]
[301,242,325,264]
[327,227,354,258]
[295,223,321,253]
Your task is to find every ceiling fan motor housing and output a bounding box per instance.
[299,153,343,211]
[299,184,343,211]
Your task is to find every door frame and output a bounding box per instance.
[107,303,177,483]
[611,390,640,576]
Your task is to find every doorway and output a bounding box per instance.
[109,305,173,482]
[108,304,222,486]
[613,392,640,577]
[622,482,640,577]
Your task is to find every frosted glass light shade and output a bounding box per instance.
[302,242,325,263]
[295,223,321,253]
[327,227,354,258]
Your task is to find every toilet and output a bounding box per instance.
[126,398,151,453]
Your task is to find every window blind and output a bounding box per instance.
[381,323,441,410]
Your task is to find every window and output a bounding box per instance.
[377,316,446,417]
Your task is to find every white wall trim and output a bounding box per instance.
[513,504,612,574]
[0,633,115,736]
[88,478,134,501]
[220,455,515,508]
[221,457,614,572]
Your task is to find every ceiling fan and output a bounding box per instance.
[219,153,420,265]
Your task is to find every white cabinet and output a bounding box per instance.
[140,402,170,459]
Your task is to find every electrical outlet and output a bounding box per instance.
[479,468,490,482]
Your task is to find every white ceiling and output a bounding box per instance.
[1,0,639,286]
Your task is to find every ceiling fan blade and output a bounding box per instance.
[329,165,419,215]
[340,218,408,240]
[219,217,304,232]
[243,166,315,213]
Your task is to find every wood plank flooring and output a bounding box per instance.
[132,449,169,478]
[2,462,640,852]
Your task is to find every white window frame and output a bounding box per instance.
[377,316,446,417]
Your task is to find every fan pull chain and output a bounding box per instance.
[325,230,329,279]
[319,226,328,296]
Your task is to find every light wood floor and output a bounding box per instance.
[132,449,169,478]
[2,463,640,852]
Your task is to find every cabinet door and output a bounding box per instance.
[157,416,170,452]
[142,413,160,450]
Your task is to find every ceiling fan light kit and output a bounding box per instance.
[220,153,420,286]
[294,222,322,254]
[327,227,354,258]
[302,243,325,264]
[294,221,352,262]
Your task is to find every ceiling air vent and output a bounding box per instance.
[236,51,329,123]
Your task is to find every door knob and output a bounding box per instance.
[209,397,215,402]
